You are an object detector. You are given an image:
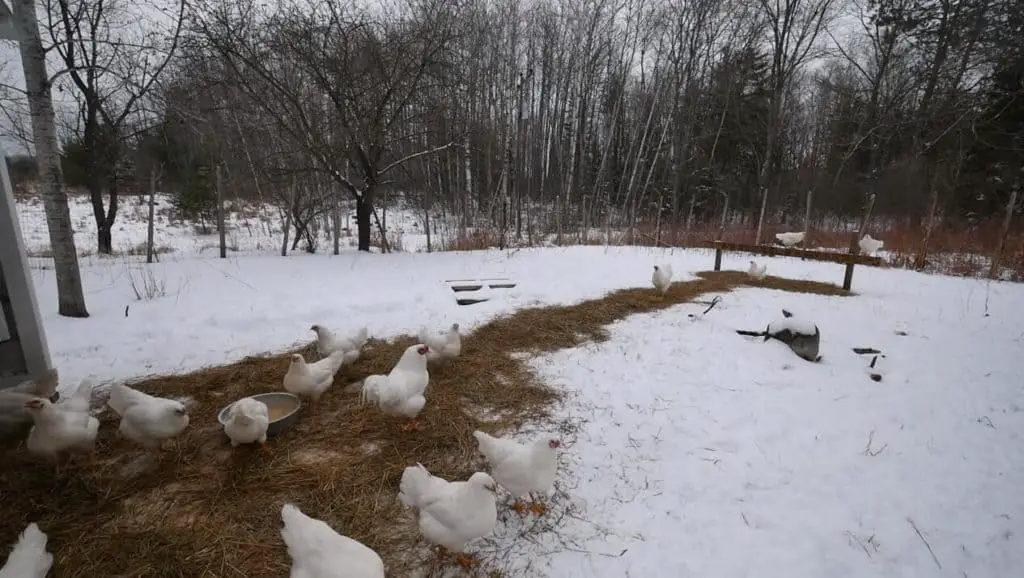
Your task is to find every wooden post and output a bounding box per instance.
[216,164,226,259]
[714,246,723,271]
[842,263,855,291]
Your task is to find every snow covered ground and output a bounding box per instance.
[12,192,1024,577]
[503,267,1024,577]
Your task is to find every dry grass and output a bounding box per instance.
[0,271,848,577]
[440,228,508,252]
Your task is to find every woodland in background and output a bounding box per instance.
[2,0,1023,314]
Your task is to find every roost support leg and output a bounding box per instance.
[842,263,855,291]
[714,248,723,272]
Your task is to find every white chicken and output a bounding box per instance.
[361,344,430,431]
[473,430,560,516]
[280,503,385,578]
[24,378,99,473]
[223,397,270,451]
[651,264,673,295]
[0,367,59,439]
[283,351,347,413]
[417,323,461,362]
[398,463,498,568]
[747,260,767,281]
[0,522,52,578]
[775,231,806,247]
[310,324,368,365]
[858,234,884,255]
[107,383,190,451]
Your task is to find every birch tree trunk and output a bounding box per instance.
[12,0,88,317]
[216,164,226,259]
[146,166,159,264]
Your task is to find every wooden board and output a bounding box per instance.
[707,241,882,266]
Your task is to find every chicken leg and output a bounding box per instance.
[455,553,479,568]
[401,420,425,432]
[511,500,529,516]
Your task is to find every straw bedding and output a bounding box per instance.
[0,271,849,577]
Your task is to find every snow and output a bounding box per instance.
[496,265,1024,577]
[767,313,819,336]
[10,192,1024,577]
[29,246,698,385]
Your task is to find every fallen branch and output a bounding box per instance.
[702,296,722,315]
[907,517,942,569]
[853,347,882,355]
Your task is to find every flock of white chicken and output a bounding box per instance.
[3,232,886,576]
[2,321,563,577]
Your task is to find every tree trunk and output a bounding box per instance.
[13,0,88,317]
[216,164,226,258]
[332,197,341,255]
[801,188,814,259]
[914,169,942,270]
[988,186,1019,280]
[280,184,293,257]
[146,166,158,264]
[356,192,372,252]
[97,217,113,255]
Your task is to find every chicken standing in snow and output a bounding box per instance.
[473,430,560,516]
[747,260,767,281]
[24,378,99,473]
[280,503,385,578]
[775,231,805,247]
[283,351,347,413]
[858,234,884,255]
[398,463,498,568]
[361,344,430,431]
[0,522,52,578]
[651,264,673,295]
[107,382,190,451]
[418,323,461,362]
[310,324,368,365]
[223,397,270,451]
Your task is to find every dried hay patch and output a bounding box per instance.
[0,270,848,576]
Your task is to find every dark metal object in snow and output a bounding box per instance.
[736,309,821,362]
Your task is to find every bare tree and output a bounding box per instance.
[195,0,462,252]
[9,0,89,317]
[46,0,185,254]
[753,0,836,244]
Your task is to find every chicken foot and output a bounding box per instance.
[401,420,425,432]
[432,546,478,569]
[512,493,548,516]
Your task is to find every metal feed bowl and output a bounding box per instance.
[217,392,302,437]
